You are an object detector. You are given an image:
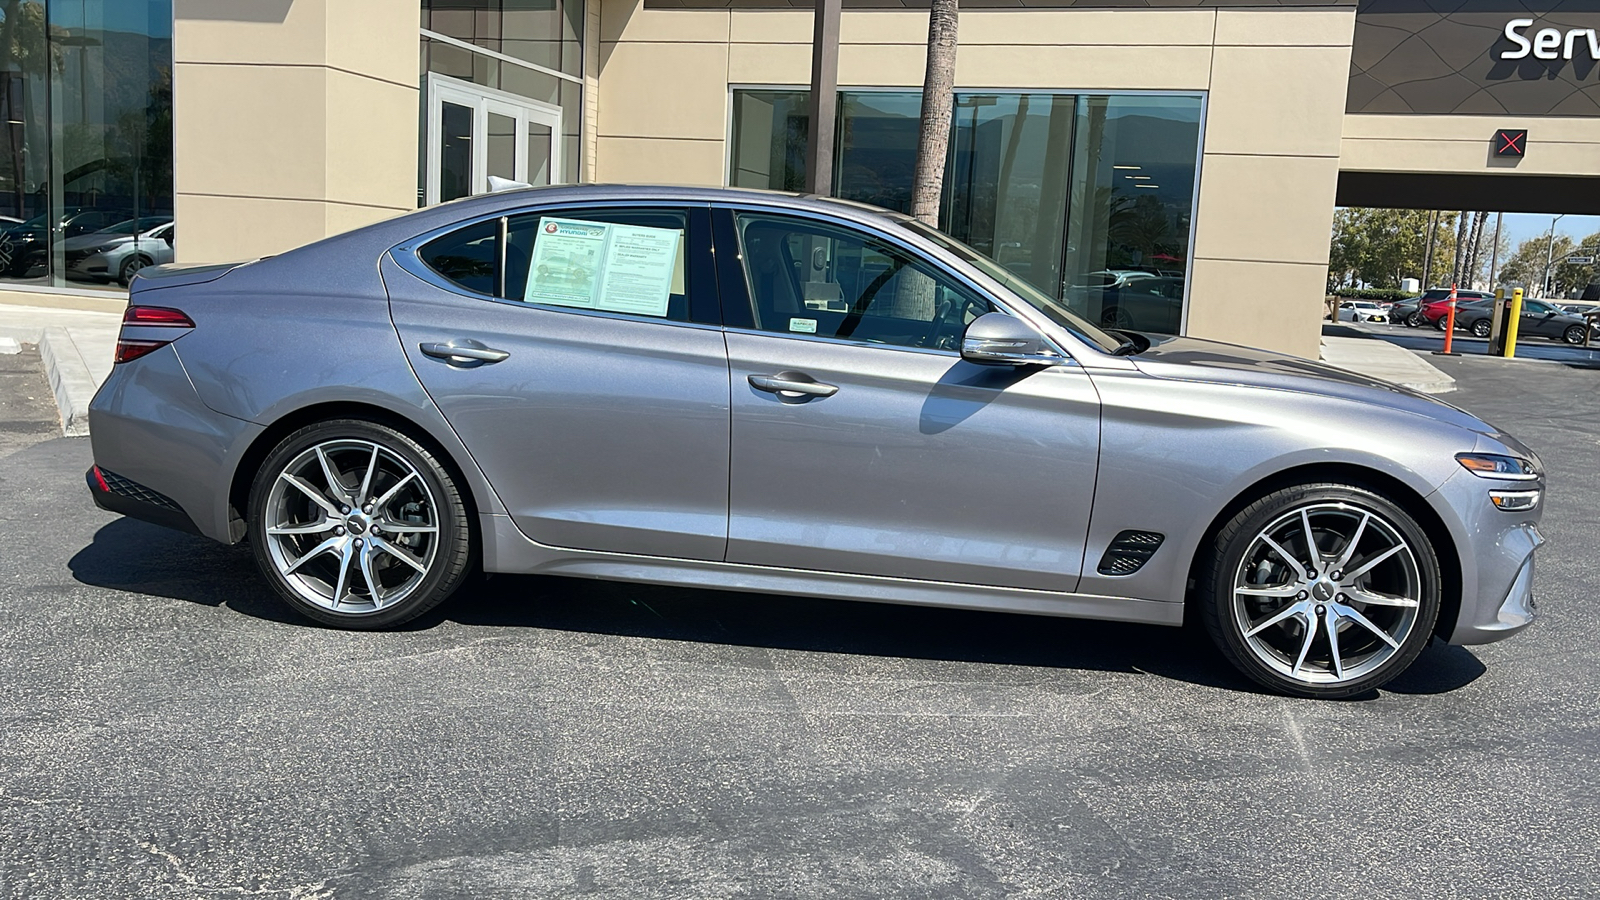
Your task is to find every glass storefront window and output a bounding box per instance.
[0,0,173,292]
[420,13,582,202]
[423,0,583,80]
[1060,95,1201,334]
[727,88,1203,336]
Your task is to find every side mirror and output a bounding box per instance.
[961,312,1065,366]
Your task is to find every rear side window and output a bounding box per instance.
[414,207,702,324]
[506,208,691,322]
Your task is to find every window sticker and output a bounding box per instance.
[789,317,817,334]
[525,216,682,318]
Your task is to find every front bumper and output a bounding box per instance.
[1437,461,1546,645]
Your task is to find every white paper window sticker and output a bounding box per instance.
[789,317,817,334]
[524,216,684,318]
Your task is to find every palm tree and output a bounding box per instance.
[910,0,957,227]
[893,0,957,318]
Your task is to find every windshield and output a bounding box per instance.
[900,219,1125,354]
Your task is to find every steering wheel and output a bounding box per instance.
[925,294,990,351]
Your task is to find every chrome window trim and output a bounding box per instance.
[388,200,715,331]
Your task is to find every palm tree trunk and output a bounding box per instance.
[1451,210,1469,288]
[909,0,958,227]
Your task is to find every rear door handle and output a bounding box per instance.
[748,371,838,399]
[419,339,510,366]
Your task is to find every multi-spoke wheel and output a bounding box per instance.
[247,419,471,628]
[1200,484,1441,698]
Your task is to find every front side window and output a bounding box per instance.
[734,212,991,352]
[415,207,699,324]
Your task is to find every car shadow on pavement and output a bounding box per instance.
[68,517,302,625]
[67,518,1486,697]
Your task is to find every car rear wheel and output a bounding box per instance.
[247,419,472,629]
[1433,315,1450,331]
[1564,324,1588,345]
[1471,319,1492,338]
[1406,312,1424,327]
[1199,483,1441,699]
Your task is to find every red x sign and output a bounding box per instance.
[1494,129,1527,158]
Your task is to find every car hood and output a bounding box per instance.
[1126,333,1496,435]
[62,233,130,252]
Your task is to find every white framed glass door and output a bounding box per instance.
[426,74,563,205]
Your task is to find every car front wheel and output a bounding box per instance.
[1564,324,1588,345]
[1199,483,1441,698]
[247,418,472,628]
[1471,319,1492,338]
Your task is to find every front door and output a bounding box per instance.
[425,75,562,205]
[717,209,1102,592]
[385,204,731,561]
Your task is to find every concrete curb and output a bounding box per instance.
[38,327,95,437]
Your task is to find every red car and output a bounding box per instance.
[1421,289,1493,325]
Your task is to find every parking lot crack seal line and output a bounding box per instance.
[137,840,338,898]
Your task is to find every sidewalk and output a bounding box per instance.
[1319,330,1456,394]
[0,299,122,437]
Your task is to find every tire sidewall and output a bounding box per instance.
[1565,325,1587,345]
[247,418,470,629]
[1202,484,1442,699]
[1471,319,1491,338]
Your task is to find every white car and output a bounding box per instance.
[1339,301,1389,324]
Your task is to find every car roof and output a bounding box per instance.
[430,183,911,226]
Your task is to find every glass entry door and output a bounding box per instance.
[426,74,562,205]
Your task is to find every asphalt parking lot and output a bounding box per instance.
[2,349,1598,899]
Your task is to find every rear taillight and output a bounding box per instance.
[115,305,195,364]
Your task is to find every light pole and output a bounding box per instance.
[1542,213,1566,298]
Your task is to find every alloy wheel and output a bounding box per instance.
[260,439,440,614]
[1230,502,1422,686]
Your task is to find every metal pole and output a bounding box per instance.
[1542,213,1564,298]
[1487,211,1503,288]
[1506,287,1525,358]
[805,0,841,196]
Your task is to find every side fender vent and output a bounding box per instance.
[1097,530,1165,576]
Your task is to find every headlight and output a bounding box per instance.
[92,242,123,253]
[1456,452,1539,480]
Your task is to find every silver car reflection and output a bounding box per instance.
[86,185,1544,698]
[65,218,175,285]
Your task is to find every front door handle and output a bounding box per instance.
[419,339,510,366]
[748,371,838,400]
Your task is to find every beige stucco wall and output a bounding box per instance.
[1342,113,1600,176]
[172,0,420,264]
[593,1,1356,358]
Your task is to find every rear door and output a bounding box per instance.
[385,203,732,561]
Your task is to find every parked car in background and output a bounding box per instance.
[1097,276,1184,332]
[1338,301,1389,323]
[1421,288,1494,326]
[0,208,133,277]
[64,217,175,285]
[1451,297,1591,343]
[84,184,1544,699]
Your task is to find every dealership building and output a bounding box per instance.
[2,0,1598,358]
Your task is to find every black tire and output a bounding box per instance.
[1470,318,1492,338]
[247,418,472,629]
[1433,315,1450,331]
[1197,483,1441,699]
[119,254,154,286]
[1564,324,1588,345]
[1406,311,1425,328]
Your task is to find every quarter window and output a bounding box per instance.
[734,212,991,351]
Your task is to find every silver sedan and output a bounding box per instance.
[86,185,1544,698]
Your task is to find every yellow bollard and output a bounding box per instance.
[1505,287,1524,359]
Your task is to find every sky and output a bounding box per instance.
[1496,213,1600,251]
